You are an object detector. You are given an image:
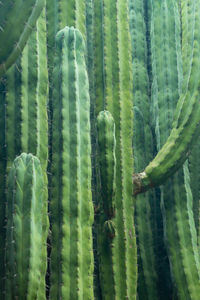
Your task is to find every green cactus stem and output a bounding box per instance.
[97,110,116,299]
[128,0,159,298]
[96,0,137,298]
[50,26,94,300]
[0,0,45,78]
[5,153,48,300]
[46,0,86,82]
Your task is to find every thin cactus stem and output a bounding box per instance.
[97,110,116,299]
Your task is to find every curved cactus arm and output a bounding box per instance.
[0,0,45,78]
[133,10,200,195]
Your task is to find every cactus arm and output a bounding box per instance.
[97,110,116,299]
[0,0,45,78]
[5,153,48,299]
[133,0,200,195]
[50,26,94,300]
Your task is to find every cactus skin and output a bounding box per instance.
[5,153,48,300]
[50,26,94,300]
[97,111,116,219]
[97,110,116,299]
[0,0,45,78]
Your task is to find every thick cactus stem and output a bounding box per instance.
[0,0,45,78]
[5,153,48,299]
[50,26,94,300]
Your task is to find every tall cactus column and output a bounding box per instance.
[5,153,48,300]
[128,0,158,298]
[50,26,94,300]
[94,0,137,298]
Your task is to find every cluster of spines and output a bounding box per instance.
[0,0,45,77]
[50,26,94,300]
[5,153,48,300]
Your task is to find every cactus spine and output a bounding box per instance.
[50,26,94,299]
[97,110,116,299]
[0,0,45,78]
[5,153,48,299]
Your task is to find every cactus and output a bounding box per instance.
[0,7,49,297]
[133,0,200,194]
[0,0,45,78]
[134,1,200,299]
[96,110,116,299]
[128,0,159,298]
[93,0,138,298]
[50,26,94,299]
[46,0,86,82]
[4,7,48,171]
[5,153,48,300]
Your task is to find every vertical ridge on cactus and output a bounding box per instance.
[5,153,48,299]
[0,0,45,78]
[50,26,94,300]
